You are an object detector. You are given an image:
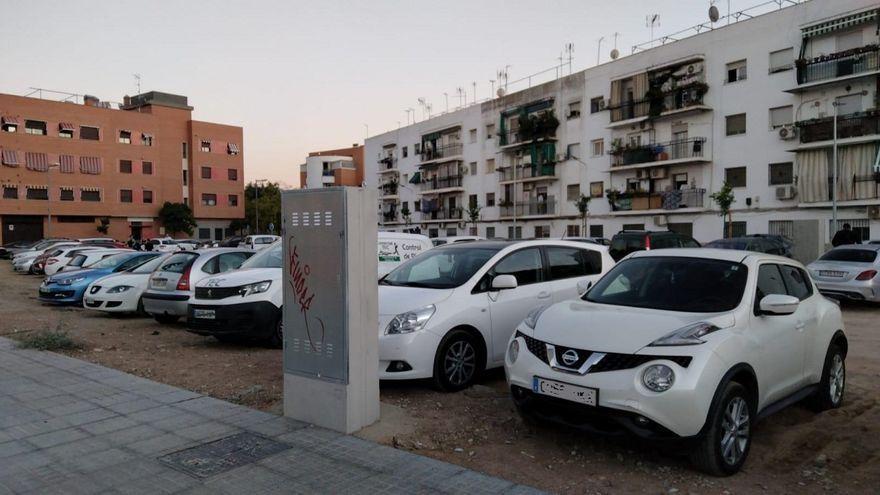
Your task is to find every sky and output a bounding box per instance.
[2,0,764,187]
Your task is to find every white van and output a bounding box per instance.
[378,232,432,277]
[240,235,281,251]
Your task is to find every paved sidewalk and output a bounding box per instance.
[0,338,542,494]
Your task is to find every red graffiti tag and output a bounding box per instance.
[288,239,323,350]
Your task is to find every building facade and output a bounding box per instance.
[0,91,244,243]
[365,0,879,259]
[300,144,364,188]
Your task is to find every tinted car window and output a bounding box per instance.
[755,264,787,313]
[650,235,679,249]
[780,265,812,300]
[819,249,877,263]
[680,237,701,248]
[609,235,643,261]
[490,248,544,286]
[545,247,601,280]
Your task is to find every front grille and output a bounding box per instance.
[85,300,102,308]
[516,331,549,364]
[195,286,242,300]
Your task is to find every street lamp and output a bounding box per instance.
[253,179,268,234]
[46,163,60,238]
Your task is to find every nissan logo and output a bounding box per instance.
[561,349,579,366]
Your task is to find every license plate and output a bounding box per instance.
[151,278,167,289]
[84,298,94,304]
[819,270,846,278]
[193,309,216,319]
[533,377,597,406]
[39,288,50,294]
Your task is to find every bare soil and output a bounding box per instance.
[2,263,878,494]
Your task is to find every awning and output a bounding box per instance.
[25,152,49,172]
[1,149,20,166]
[1,116,19,126]
[409,171,421,184]
[80,156,103,174]
[802,9,878,38]
[26,185,47,190]
[142,133,153,139]
[81,186,101,192]
[59,155,75,173]
[227,143,240,153]
[201,139,211,145]
[59,186,74,191]
[58,122,75,132]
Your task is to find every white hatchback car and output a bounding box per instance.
[379,240,614,391]
[83,254,172,313]
[505,249,847,475]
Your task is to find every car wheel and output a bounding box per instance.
[811,344,845,411]
[267,316,283,349]
[691,381,752,476]
[432,329,481,392]
[154,315,179,324]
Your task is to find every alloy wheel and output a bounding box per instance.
[444,340,476,386]
[720,396,750,466]
[829,354,845,405]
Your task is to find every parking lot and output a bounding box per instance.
[2,262,879,494]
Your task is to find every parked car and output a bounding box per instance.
[61,249,131,273]
[187,242,283,346]
[6,238,68,259]
[30,242,85,274]
[378,232,433,277]
[562,236,611,246]
[12,240,76,273]
[431,236,486,247]
[83,254,172,314]
[807,244,880,302]
[173,239,202,250]
[378,240,614,391]
[38,252,162,305]
[608,230,701,261]
[240,235,280,251]
[218,236,244,247]
[745,234,794,258]
[142,248,254,324]
[44,246,105,275]
[505,248,847,475]
[0,240,37,259]
[703,236,789,256]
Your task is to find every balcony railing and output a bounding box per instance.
[378,156,397,170]
[611,137,706,167]
[419,207,462,221]
[382,210,398,222]
[498,128,558,147]
[419,175,463,191]
[420,143,463,162]
[796,45,879,85]
[609,83,707,122]
[796,110,880,144]
[608,188,706,211]
[498,164,556,181]
[500,197,557,217]
[321,170,335,177]
[380,182,398,196]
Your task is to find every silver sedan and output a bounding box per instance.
[807,244,880,302]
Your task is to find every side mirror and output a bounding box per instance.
[577,279,593,295]
[491,274,518,290]
[759,294,799,315]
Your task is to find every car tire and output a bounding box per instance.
[136,298,146,316]
[267,316,283,349]
[154,315,179,324]
[690,381,752,476]
[432,329,482,392]
[810,344,845,412]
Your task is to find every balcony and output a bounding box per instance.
[607,188,706,213]
[610,137,708,170]
[379,181,398,198]
[790,45,879,92]
[419,175,463,193]
[499,197,557,218]
[608,83,709,126]
[795,110,880,144]
[378,155,398,173]
[498,163,557,183]
[381,209,398,223]
[419,207,462,222]
[420,143,463,164]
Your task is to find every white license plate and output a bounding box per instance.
[39,288,50,294]
[819,270,846,278]
[193,309,215,320]
[151,278,167,289]
[84,298,94,304]
[533,377,597,406]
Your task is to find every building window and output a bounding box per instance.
[81,189,101,202]
[469,129,477,143]
[485,124,496,141]
[507,226,522,239]
[119,160,132,174]
[118,130,131,144]
[414,143,420,154]
[182,142,188,158]
[835,93,862,115]
[589,225,603,238]
[227,143,240,155]
[120,189,133,203]
[566,143,581,160]
[726,114,746,136]
[591,139,604,157]
[769,105,793,129]
[182,170,188,186]
[534,226,551,238]
[566,184,580,202]
[446,228,457,237]
[724,221,747,238]
[201,166,211,179]
[1,121,16,133]
[566,225,580,237]
[25,120,47,135]
[414,200,420,212]
[201,193,217,206]
[26,187,48,200]
[486,158,495,174]
[830,219,869,242]
[590,96,604,114]
[469,162,477,175]
[197,228,210,239]
[485,226,495,238]
[567,101,581,119]
[589,181,604,198]
[623,223,644,231]
[402,173,408,183]
[769,162,793,185]
[142,161,153,175]
[142,133,153,146]
[59,189,73,201]
[228,194,238,206]
[2,186,17,199]
[726,59,747,83]
[667,222,694,238]
[402,146,408,158]
[468,194,478,208]
[769,47,793,73]
[725,167,747,188]
[200,140,211,153]
[143,190,153,204]
[59,128,73,139]
[228,168,238,181]
[486,192,495,207]
[80,126,100,140]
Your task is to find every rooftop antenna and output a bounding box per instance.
[133,74,142,94]
[489,79,496,99]
[610,32,620,60]
[425,102,433,119]
[563,42,574,75]
[472,82,476,105]
[646,14,660,48]
[417,98,427,120]
[596,37,604,66]
[443,92,449,113]
[497,66,510,94]
[455,87,465,109]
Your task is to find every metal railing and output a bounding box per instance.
[382,210,398,222]
[379,182,398,196]
[500,197,557,217]
[419,207,462,221]
[419,175,463,191]
[498,164,556,181]
[611,137,706,167]
[420,143,463,162]
[608,85,707,123]
[796,111,880,143]
[498,128,557,146]
[378,155,397,170]
[796,45,879,85]
[609,189,705,211]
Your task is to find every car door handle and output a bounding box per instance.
[795,321,805,331]
[537,291,551,299]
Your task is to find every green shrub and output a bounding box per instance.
[18,331,81,351]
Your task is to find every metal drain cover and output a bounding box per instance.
[158,432,290,478]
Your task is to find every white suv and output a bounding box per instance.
[379,240,614,391]
[505,249,847,475]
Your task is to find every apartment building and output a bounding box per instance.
[300,144,364,188]
[0,91,244,244]
[365,0,879,258]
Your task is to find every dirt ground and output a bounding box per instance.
[2,262,878,494]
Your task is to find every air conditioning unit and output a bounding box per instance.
[778,125,798,140]
[653,215,668,226]
[598,99,608,110]
[868,205,880,219]
[649,167,668,179]
[775,185,797,200]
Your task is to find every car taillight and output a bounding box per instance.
[176,265,192,291]
[855,270,877,281]
[645,235,652,250]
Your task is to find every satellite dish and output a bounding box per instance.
[709,5,720,22]
[610,48,620,60]
[496,88,506,98]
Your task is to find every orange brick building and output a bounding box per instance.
[0,91,244,244]
[300,144,364,187]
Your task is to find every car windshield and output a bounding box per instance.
[820,249,878,263]
[381,246,501,289]
[88,253,134,269]
[240,243,282,268]
[129,254,171,274]
[585,256,748,313]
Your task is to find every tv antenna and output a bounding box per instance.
[133,74,142,94]
[596,37,604,66]
[456,87,465,109]
[610,32,620,60]
[497,66,510,96]
[646,14,660,47]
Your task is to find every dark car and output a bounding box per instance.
[745,234,793,257]
[704,236,789,256]
[608,230,700,261]
[218,236,244,248]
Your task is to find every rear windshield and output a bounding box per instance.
[240,243,282,269]
[820,249,878,263]
[69,255,86,267]
[705,239,748,250]
[159,253,199,273]
[130,254,171,274]
[89,253,134,269]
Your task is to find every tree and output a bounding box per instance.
[244,181,282,234]
[573,194,591,236]
[465,202,481,235]
[158,202,197,236]
[228,218,247,236]
[96,217,110,235]
[710,181,736,238]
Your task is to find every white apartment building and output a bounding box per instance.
[365,0,879,261]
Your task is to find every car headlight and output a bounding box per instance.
[642,364,675,392]
[385,305,435,335]
[523,304,551,330]
[239,280,272,297]
[58,276,86,286]
[107,285,133,294]
[507,339,520,363]
[649,321,722,346]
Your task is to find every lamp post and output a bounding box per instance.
[46,163,59,238]
[253,179,268,234]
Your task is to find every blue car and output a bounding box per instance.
[38,252,162,305]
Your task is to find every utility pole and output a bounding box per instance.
[254,179,268,234]
[45,163,59,237]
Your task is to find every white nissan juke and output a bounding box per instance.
[505,249,847,475]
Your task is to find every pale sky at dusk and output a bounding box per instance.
[3,0,767,187]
